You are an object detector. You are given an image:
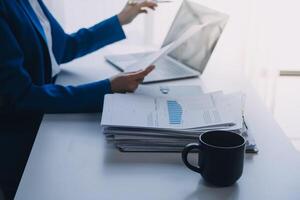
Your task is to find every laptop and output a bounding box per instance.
[105,0,229,83]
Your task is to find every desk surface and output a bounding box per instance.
[15,42,300,200]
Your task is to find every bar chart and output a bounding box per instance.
[167,100,183,125]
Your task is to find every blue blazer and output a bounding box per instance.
[0,0,126,114]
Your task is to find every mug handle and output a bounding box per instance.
[181,143,202,173]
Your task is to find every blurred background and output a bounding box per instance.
[43,0,300,150]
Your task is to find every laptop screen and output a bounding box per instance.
[162,0,229,73]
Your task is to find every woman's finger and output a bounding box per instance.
[143,65,155,75]
[129,65,155,79]
[138,1,158,9]
[124,70,143,75]
[139,9,148,14]
[136,78,144,83]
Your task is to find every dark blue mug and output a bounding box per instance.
[182,131,246,187]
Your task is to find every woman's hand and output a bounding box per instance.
[118,1,158,25]
[110,65,155,93]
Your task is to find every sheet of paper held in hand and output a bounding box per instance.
[124,25,205,72]
[101,92,236,130]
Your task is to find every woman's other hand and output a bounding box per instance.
[118,1,157,25]
[110,65,155,93]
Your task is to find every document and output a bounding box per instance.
[124,25,205,72]
[101,92,234,130]
[101,85,258,153]
[211,92,244,130]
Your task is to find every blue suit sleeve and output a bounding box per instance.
[59,16,126,64]
[45,8,126,64]
[0,14,111,113]
[38,0,126,64]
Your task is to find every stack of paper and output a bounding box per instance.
[101,85,258,153]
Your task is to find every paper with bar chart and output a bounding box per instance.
[101,92,234,130]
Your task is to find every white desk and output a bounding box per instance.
[15,42,300,199]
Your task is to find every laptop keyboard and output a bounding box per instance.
[106,53,199,83]
[106,52,154,69]
[145,57,198,82]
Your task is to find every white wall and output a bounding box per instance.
[243,0,300,108]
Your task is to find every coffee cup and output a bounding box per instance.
[181,131,246,186]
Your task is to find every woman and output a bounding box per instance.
[0,0,157,199]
